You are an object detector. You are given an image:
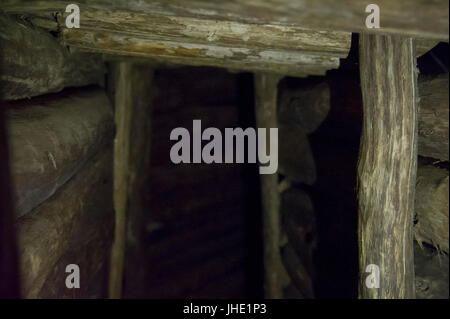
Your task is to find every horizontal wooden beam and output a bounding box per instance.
[2,1,353,76]
[3,0,448,40]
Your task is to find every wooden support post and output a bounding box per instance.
[358,34,418,299]
[254,73,283,299]
[108,62,153,298]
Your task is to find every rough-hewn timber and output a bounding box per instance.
[358,34,418,299]
[254,73,283,299]
[1,1,354,77]
[16,147,113,299]
[0,14,104,101]
[418,74,449,161]
[3,0,448,39]
[414,164,449,253]
[4,88,114,218]
[109,62,153,298]
[278,73,448,163]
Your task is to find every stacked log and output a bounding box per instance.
[4,88,114,298]
[5,88,114,218]
[414,164,449,253]
[0,14,105,101]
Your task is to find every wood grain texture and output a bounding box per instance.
[418,74,449,161]
[3,0,448,39]
[5,88,114,218]
[15,147,113,299]
[254,73,283,299]
[0,14,104,101]
[1,1,353,76]
[414,164,449,253]
[109,62,153,298]
[358,34,418,299]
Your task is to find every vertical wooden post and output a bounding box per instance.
[358,34,418,299]
[254,73,283,299]
[109,62,153,298]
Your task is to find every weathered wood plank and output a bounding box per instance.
[414,164,449,253]
[3,0,448,39]
[16,147,113,299]
[2,1,354,76]
[254,73,283,299]
[0,14,104,101]
[4,88,114,218]
[418,74,449,161]
[358,34,418,299]
[109,62,153,298]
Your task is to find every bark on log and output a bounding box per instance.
[4,88,114,218]
[281,244,314,299]
[3,0,448,40]
[109,62,153,299]
[358,34,418,299]
[0,14,105,101]
[254,73,283,299]
[418,74,449,161]
[15,147,113,299]
[414,164,449,253]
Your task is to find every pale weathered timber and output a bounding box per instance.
[281,188,317,278]
[278,73,448,169]
[1,1,353,77]
[278,124,316,185]
[418,74,449,161]
[254,73,283,299]
[358,34,418,299]
[0,14,104,101]
[414,164,449,253]
[5,88,114,218]
[109,62,153,298]
[3,0,448,40]
[281,244,314,299]
[15,147,113,299]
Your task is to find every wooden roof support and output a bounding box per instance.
[109,62,153,298]
[3,0,448,40]
[254,73,283,298]
[2,1,352,77]
[358,34,418,299]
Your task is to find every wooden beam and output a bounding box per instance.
[2,2,353,77]
[3,0,448,40]
[0,14,104,101]
[358,34,418,299]
[108,62,153,299]
[254,73,283,299]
